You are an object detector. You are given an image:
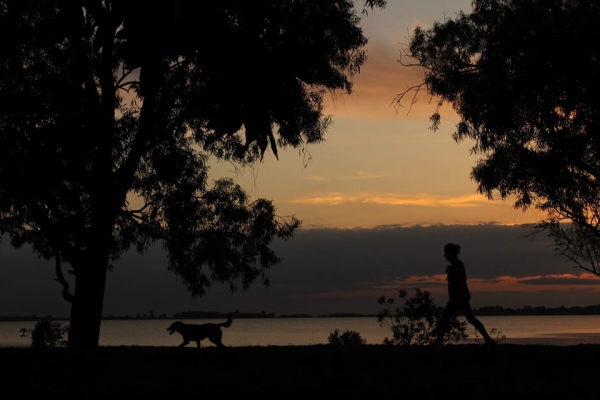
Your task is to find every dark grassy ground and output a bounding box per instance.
[3,344,598,398]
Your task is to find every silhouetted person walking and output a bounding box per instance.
[434,243,497,346]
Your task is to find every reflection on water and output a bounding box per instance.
[3,315,600,348]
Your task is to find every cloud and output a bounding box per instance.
[308,171,396,181]
[295,271,600,311]
[290,192,491,207]
[372,273,600,292]
[521,274,600,286]
[372,274,448,290]
[289,194,360,205]
[2,224,596,317]
[291,289,384,300]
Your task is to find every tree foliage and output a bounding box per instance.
[0,0,384,347]
[327,328,367,346]
[20,320,70,348]
[397,0,600,276]
[377,288,468,345]
[534,221,600,277]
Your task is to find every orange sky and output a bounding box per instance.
[208,0,548,230]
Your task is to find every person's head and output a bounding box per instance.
[444,243,461,260]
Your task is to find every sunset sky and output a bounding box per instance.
[210,0,549,229]
[2,0,600,319]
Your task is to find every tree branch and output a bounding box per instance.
[392,82,428,115]
[53,250,75,303]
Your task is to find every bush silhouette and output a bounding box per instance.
[328,329,367,346]
[377,288,468,345]
[20,320,69,348]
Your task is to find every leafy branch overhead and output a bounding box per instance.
[396,0,600,277]
[0,0,384,347]
[118,0,385,160]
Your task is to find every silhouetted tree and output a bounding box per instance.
[20,320,69,348]
[0,0,385,347]
[540,221,600,277]
[396,0,600,277]
[327,329,367,346]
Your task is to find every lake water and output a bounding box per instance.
[3,315,600,348]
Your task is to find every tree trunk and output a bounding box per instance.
[67,257,109,348]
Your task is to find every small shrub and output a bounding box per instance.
[473,327,506,344]
[377,288,468,345]
[20,320,69,348]
[328,328,367,346]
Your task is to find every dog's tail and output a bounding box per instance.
[218,315,232,328]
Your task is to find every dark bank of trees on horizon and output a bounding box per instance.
[474,304,600,316]
[89,304,600,318]
[171,310,372,319]
[5,304,600,321]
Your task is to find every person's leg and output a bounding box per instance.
[434,299,458,345]
[461,302,496,344]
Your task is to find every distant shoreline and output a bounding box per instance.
[4,304,600,321]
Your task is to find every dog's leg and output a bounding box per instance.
[195,340,201,348]
[179,340,190,347]
[209,333,226,348]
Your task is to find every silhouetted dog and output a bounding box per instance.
[166,316,232,348]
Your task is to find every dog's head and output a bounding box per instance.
[166,321,184,335]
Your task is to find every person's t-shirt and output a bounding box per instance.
[446,259,471,300]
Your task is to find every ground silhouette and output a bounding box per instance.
[3,344,598,398]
